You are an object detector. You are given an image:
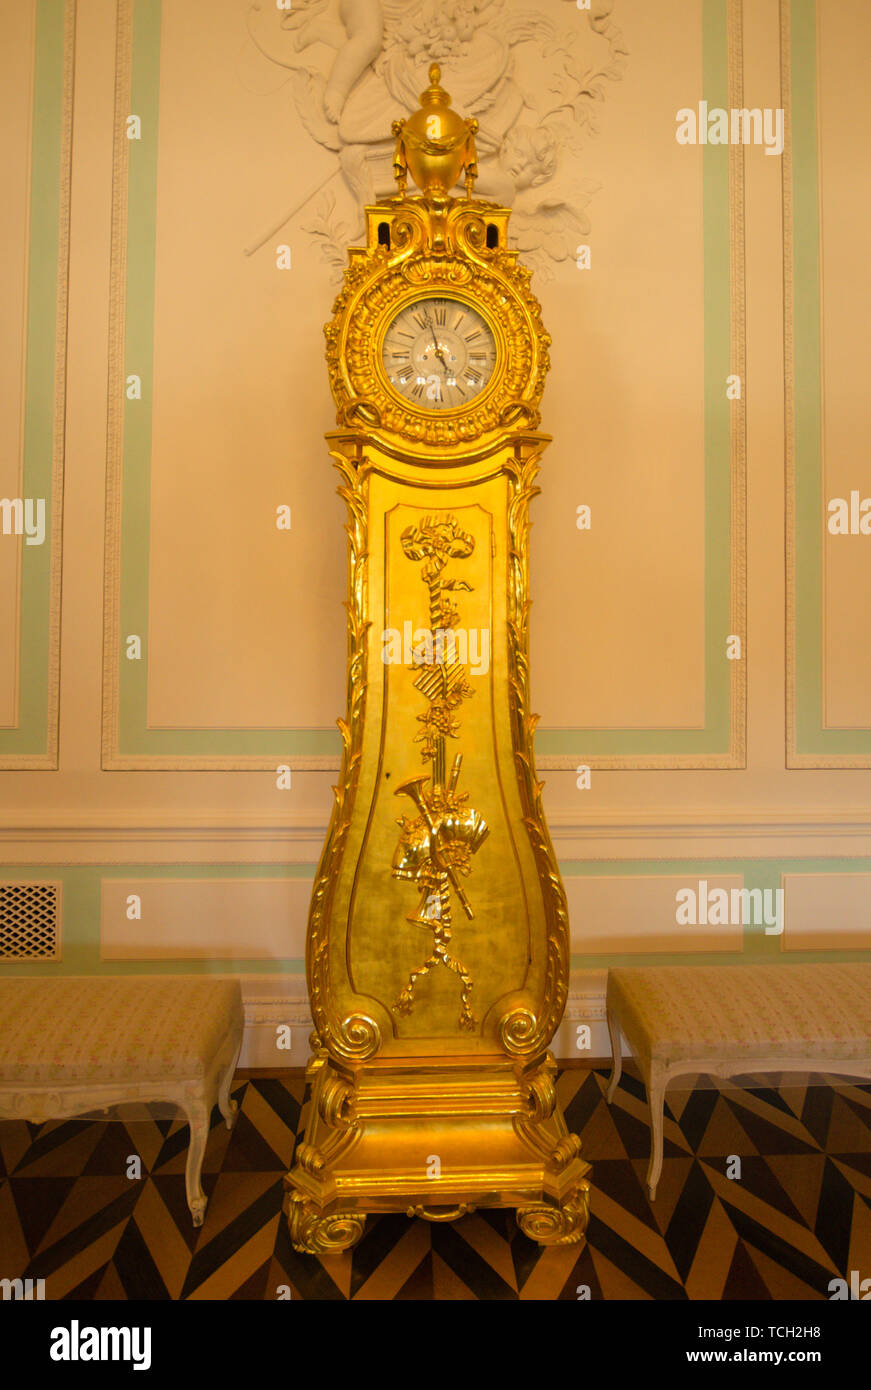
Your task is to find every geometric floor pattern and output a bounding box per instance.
[1,1065,869,1300]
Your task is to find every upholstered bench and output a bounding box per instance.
[605,964,871,1200]
[0,977,243,1226]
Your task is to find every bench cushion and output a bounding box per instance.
[607,964,871,1069]
[0,977,243,1086]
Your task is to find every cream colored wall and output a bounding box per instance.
[2,0,870,1065]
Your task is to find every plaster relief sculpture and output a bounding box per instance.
[243,0,628,278]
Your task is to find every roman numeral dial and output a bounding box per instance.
[382,298,497,411]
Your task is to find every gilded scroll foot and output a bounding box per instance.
[286,1191,366,1255]
[516,1183,590,1247]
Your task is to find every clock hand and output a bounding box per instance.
[432,336,449,372]
[425,314,448,371]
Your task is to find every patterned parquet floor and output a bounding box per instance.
[1,1065,870,1300]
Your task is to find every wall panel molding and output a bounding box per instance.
[536,0,747,770]
[101,0,339,769]
[3,808,871,866]
[1,859,868,974]
[784,0,871,765]
[0,0,74,768]
[100,875,309,958]
[781,871,871,950]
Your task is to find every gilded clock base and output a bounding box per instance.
[284,1049,591,1254]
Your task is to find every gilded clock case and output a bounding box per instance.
[285,190,591,1253]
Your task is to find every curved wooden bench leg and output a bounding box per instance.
[605,1006,623,1103]
[646,1064,665,1201]
[182,1097,211,1227]
[218,1039,242,1130]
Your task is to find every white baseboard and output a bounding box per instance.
[238,970,615,1069]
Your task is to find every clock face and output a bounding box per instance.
[381,298,498,411]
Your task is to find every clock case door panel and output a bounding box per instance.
[325,468,549,1055]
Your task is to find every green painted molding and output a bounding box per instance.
[104,0,339,768]
[786,0,871,763]
[0,863,311,977]
[1,854,868,977]
[537,0,744,766]
[0,0,72,767]
[562,855,871,967]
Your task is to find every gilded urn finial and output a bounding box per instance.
[392,63,479,200]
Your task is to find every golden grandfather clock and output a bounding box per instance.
[285,65,590,1253]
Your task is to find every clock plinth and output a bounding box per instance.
[285,1053,589,1253]
[285,68,590,1253]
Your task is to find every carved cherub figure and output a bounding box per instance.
[248,0,384,124]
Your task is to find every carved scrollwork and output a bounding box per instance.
[307,456,383,1066]
[391,212,425,254]
[524,1056,558,1121]
[498,451,572,1057]
[548,1134,584,1171]
[402,257,472,286]
[516,1185,590,1246]
[317,1074,355,1129]
[286,1192,366,1255]
[339,1013,381,1060]
[294,1143,327,1176]
[500,401,538,430]
[512,1054,584,1172]
[456,214,487,254]
[499,1007,538,1056]
[341,397,382,429]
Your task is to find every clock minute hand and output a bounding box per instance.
[426,316,448,371]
